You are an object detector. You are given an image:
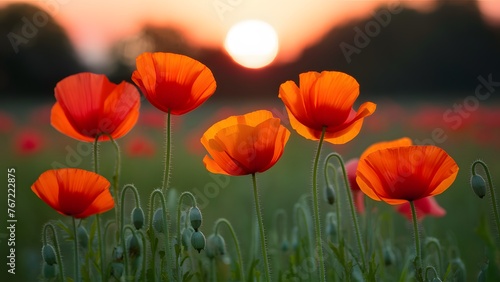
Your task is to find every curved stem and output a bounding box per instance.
[162,110,172,194]
[273,209,288,244]
[293,203,312,250]
[410,201,422,281]
[425,237,442,276]
[325,162,341,244]
[311,127,326,282]
[43,222,66,282]
[424,266,439,281]
[252,173,271,281]
[72,217,80,282]
[176,191,198,279]
[120,184,142,229]
[214,218,245,281]
[326,153,366,269]
[472,160,500,242]
[147,189,173,282]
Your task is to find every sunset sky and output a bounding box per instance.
[2,0,499,68]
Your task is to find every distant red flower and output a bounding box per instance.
[0,111,14,133]
[51,72,140,142]
[278,71,376,144]
[396,196,446,221]
[344,158,365,213]
[31,168,114,218]
[132,52,217,115]
[125,135,156,158]
[29,105,52,126]
[14,128,45,155]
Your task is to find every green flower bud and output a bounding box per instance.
[110,262,124,280]
[153,208,164,233]
[325,213,337,239]
[291,226,299,250]
[77,225,89,249]
[189,206,202,231]
[325,184,335,205]
[112,246,124,262]
[43,262,57,279]
[383,244,396,266]
[206,233,226,259]
[471,174,486,199]
[131,207,145,230]
[127,234,141,259]
[181,227,194,250]
[191,231,206,253]
[42,244,57,265]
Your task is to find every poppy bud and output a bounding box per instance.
[110,262,124,280]
[43,262,57,279]
[291,226,299,250]
[42,244,57,265]
[112,246,124,262]
[77,225,89,249]
[206,233,226,259]
[471,174,486,199]
[191,231,206,253]
[325,184,335,205]
[131,207,145,230]
[127,234,141,258]
[189,206,202,231]
[325,213,337,239]
[181,227,194,250]
[153,208,164,233]
[383,244,396,266]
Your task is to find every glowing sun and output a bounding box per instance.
[224,20,279,69]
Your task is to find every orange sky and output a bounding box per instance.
[2,0,499,68]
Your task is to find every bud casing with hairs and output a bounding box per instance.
[111,262,124,280]
[191,230,206,253]
[127,233,141,258]
[42,244,57,265]
[43,262,57,279]
[189,206,202,231]
[131,207,145,230]
[325,184,336,205]
[112,246,124,262]
[153,208,164,233]
[181,227,194,250]
[206,233,227,259]
[471,174,487,199]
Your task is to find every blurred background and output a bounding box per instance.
[1,0,500,280]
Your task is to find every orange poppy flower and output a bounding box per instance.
[278,71,376,144]
[51,72,140,142]
[356,145,459,205]
[132,52,216,115]
[31,168,114,218]
[201,110,290,176]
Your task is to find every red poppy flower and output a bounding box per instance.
[31,168,114,218]
[125,135,156,158]
[356,145,459,205]
[51,72,140,142]
[14,128,45,155]
[132,52,216,115]
[278,71,376,144]
[396,196,446,221]
[201,110,290,176]
[344,158,365,213]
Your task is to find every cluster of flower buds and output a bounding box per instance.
[189,206,206,253]
[42,244,58,279]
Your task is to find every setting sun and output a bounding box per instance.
[224,20,279,69]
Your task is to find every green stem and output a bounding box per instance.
[312,127,326,282]
[326,153,366,270]
[214,218,245,282]
[472,160,500,242]
[211,258,217,282]
[120,185,141,281]
[325,162,341,244]
[108,136,122,243]
[251,173,271,281]
[92,137,106,281]
[293,203,312,251]
[43,222,66,282]
[72,217,80,282]
[147,190,173,282]
[425,237,442,276]
[162,110,172,194]
[176,191,198,279]
[410,201,422,281]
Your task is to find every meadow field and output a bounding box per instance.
[1,97,500,281]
